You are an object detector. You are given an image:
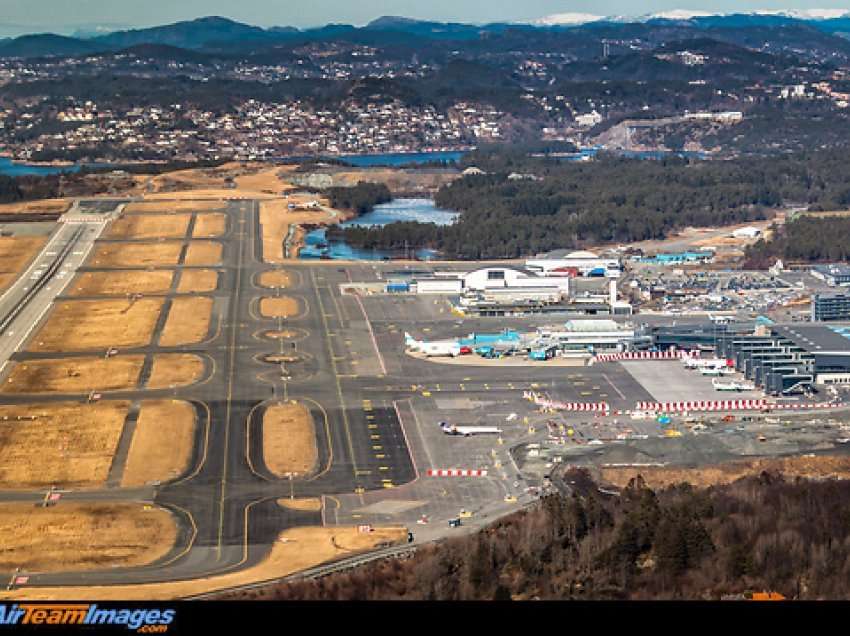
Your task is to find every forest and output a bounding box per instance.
[745,215,850,267]
[334,149,850,259]
[223,469,850,600]
[324,181,392,215]
[0,159,229,205]
[0,174,62,204]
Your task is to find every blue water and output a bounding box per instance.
[300,198,459,261]
[335,151,466,167]
[0,157,83,176]
[0,157,128,177]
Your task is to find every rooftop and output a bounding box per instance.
[564,319,626,332]
[813,263,850,276]
[773,324,850,353]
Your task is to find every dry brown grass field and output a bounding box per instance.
[29,299,162,351]
[262,402,318,477]
[121,400,196,487]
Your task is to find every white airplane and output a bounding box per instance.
[713,378,755,391]
[404,332,422,351]
[707,313,732,325]
[684,357,729,370]
[701,367,735,377]
[440,422,502,436]
[405,332,460,357]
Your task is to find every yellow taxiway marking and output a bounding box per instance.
[368,424,378,429]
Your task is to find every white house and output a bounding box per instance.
[732,226,762,239]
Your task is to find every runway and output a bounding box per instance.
[0,220,104,369]
[0,199,417,589]
[0,201,648,590]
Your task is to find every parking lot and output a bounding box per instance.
[620,360,763,402]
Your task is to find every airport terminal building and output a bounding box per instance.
[717,323,850,394]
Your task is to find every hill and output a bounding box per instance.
[0,34,104,58]
[90,16,272,51]
[219,469,850,600]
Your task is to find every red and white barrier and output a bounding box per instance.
[427,469,488,477]
[524,391,609,413]
[770,402,844,411]
[635,399,768,413]
[635,399,846,414]
[595,350,698,363]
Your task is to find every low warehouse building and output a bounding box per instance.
[811,264,850,287]
[414,278,464,294]
[536,320,640,354]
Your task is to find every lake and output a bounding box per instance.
[0,157,131,177]
[300,198,459,261]
[335,151,466,167]
[1,151,467,177]
[0,157,83,177]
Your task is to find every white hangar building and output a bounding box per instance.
[525,250,620,276]
[414,266,570,296]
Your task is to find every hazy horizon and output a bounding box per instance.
[1,1,849,38]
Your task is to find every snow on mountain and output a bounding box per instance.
[754,9,850,19]
[532,13,604,26]
[531,8,850,25]
[648,10,715,20]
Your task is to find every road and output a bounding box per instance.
[0,219,104,371]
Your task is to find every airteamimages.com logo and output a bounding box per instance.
[0,604,176,631]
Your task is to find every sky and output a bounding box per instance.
[1,0,849,36]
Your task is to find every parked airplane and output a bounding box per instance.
[701,367,735,377]
[713,378,756,391]
[707,313,733,325]
[684,357,730,370]
[405,333,461,357]
[440,421,502,436]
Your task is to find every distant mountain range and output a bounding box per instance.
[534,9,850,25]
[2,12,850,60]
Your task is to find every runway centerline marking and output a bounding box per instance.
[216,201,247,560]
[311,269,359,477]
